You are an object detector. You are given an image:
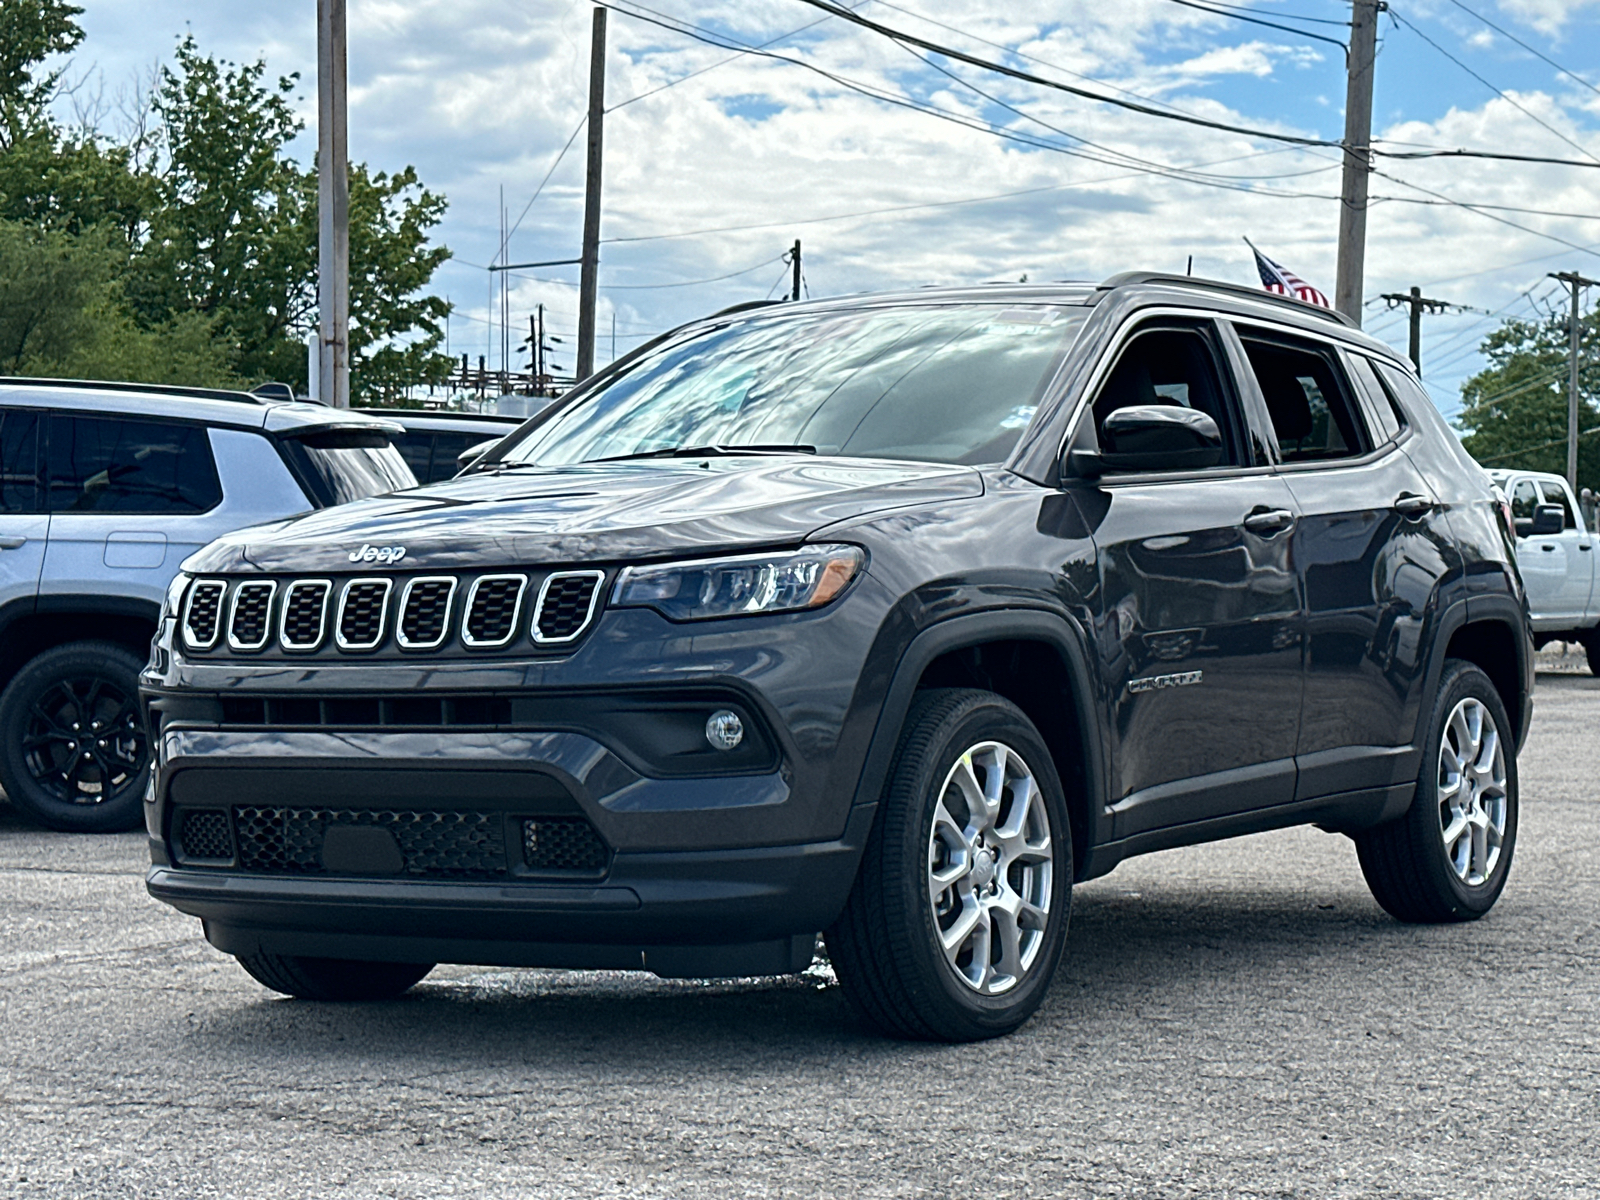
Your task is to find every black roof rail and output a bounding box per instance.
[708,299,787,319]
[0,376,268,404]
[1095,271,1355,328]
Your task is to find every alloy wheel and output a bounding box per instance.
[1437,697,1508,887]
[21,674,149,807]
[926,740,1054,995]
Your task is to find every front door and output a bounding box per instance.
[0,408,47,619]
[1533,478,1596,625]
[1078,319,1304,839]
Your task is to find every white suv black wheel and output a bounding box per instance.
[1355,660,1519,923]
[0,641,151,833]
[826,688,1072,1041]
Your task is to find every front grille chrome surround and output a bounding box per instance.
[335,578,393,651]
[396,576,457,650]
[182,580,226,650]
[531,570,606,644]
[226,581,277,652]
[278,579,332,651]
[461,574,527,649]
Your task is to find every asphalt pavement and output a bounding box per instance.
[2,673,1596,1199]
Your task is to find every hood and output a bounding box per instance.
[185,456,984,573]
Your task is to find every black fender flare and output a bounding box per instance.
[846,607,1111,872]
[1417,593,1534,752]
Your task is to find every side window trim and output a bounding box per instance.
[1340,349,1408,448]
[1066,313,1261,480]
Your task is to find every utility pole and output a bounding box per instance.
[790,239,802,301]
[1334,0,1381,327]
[1551,270,1598,492]
[316,0,350,407]
[576,7,606,382]
[1379,285,1454,374]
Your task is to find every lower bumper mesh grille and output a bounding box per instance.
[173,806,611,879]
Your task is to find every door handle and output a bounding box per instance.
[1393,493,1435,518]
[0,536,26,550]
[1243,508,1295,534]
[1580,544,1593,551]
[1541,544,1556,552]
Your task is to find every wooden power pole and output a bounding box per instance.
[790,240,802,301]
[1335,0,1381,327]
[316,0,350,408]
[576,7,606,382]
[1379,286,1454,374]
[1551,270,1598,491]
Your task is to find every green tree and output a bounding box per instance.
[0,0,83,148]
[1458,311,1600,492]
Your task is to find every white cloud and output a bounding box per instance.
[1495,0,1600,36]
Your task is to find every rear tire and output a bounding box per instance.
[1584,633,1599,677]
[826,688,1072,1042]
[1355,660,1518,923]
[235,953,434,1001]
[0,641,151,833]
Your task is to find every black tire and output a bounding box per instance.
[825,688,1073,1042]
[0,641,152,833]
[236,953,434,1001]
[1355,660,1518,923]
[1584,633,1599,677]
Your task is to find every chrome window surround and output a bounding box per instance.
[277,579,332,652]
[396,575,458,651]
[334,577,394,651]
[530,569,607,645]
[181,579,226,650]
[460,573,528,649]
[225,581,278,652]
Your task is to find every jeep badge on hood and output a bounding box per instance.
[348,543,406,566]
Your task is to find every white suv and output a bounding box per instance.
[0,379,415,832]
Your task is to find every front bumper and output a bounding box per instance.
[147,801,872,977]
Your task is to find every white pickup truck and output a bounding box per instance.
[1488,468,1598,673]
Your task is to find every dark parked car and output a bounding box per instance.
[355,409,524,484]
[143,274,1532,1041]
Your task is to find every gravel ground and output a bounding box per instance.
[1,673,1596,1199]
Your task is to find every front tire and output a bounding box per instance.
[1355,660,1518,923]
[236,953,434,1001]
[826,689,1072,1042]
[0,641,152,833]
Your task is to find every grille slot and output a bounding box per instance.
[336,578,393,650]
[279,580,331,650]
[532,571,604,644]
[233,806,511,877]
[182,580,226,649]
[175,809,233,861]
[463,574,527,648]
[217,694,514,728]
[227,581,277,651]
[523,817,610,873]
[398,576,456,650]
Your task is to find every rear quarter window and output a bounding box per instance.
[47,414,221,514]
[278,430,416,507]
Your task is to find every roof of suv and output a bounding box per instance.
[0,377,404,436]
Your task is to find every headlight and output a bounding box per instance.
[613,544,865,621]
[164,572,192,620]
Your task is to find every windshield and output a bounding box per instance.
[505,303,1087,467]
[279,431,416,506]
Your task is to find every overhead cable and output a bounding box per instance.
[1159,0,1349,56]
[1442,0,1600,98]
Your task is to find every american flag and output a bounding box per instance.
[1246,240,1331,308]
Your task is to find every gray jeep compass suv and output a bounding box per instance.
[142,275,1533,1041]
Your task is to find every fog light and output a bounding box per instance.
[705,709,745,751]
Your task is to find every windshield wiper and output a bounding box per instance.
[591,443,817,463]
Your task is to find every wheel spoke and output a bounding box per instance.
[940,898,983,954]
[1440,812,1470,850]
[990,900,1025,986]
[29,703,73,739]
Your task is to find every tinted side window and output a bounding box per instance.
[1239,335,1369,463]
[394,433,436,484]
[1091,326,1244,467]
[47,415,222,514]
[0,408,43,514]
[1347,355,1404,444]
[1509,479,1539,521]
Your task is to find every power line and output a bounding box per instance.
[1158,0,1349,56]
[1385,6,1600,166]
[1441,0,1600,99]
[601,254,788,288]
[1371,166,1600,258]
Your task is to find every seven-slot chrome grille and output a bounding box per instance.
[181,569,606,657]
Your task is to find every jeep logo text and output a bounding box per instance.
[348,544,407,566]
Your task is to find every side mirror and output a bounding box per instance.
[457,437,502,473]
[1069,406,1224,477]
[1527,504,1564,537]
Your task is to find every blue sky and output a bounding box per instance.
[57,0,1600,416]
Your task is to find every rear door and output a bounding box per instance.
[1079,316,1305,838]
[40,414,225,613]
[0,407,47,618]
[1229,327,1459,801]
